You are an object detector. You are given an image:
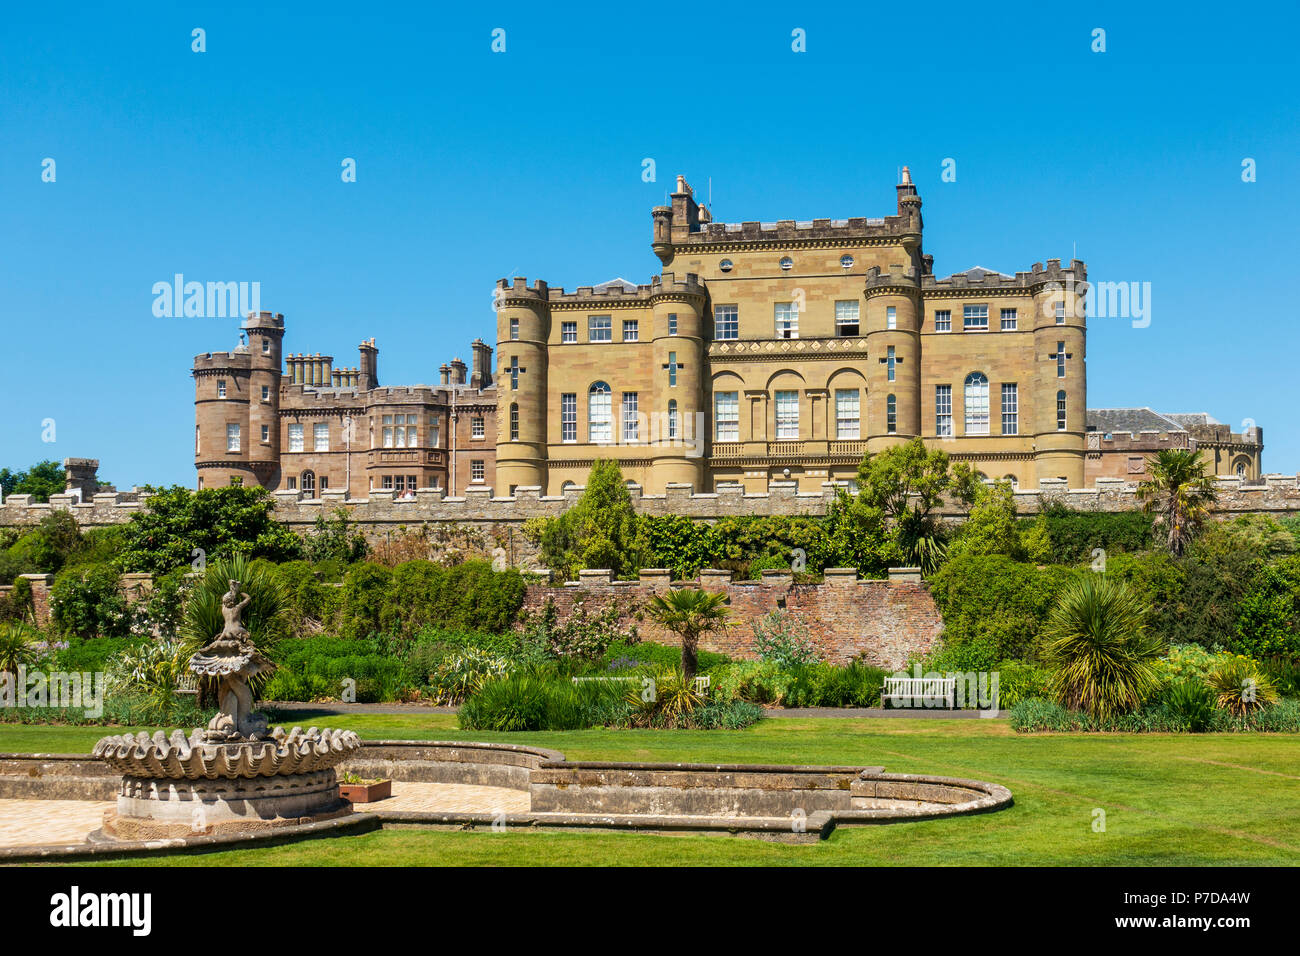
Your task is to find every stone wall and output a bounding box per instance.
[522,567,942,669]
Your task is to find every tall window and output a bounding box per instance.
[835,389,860,439]
[510,357,520,390]
[964,372,990,435]
[934,310,951,332]
[509,318,519,340]
[774,303,799,339]
[561,321,577,344]
[774,390,799,439]
[935,385,953,437]
[561,393,577,442]
[886,346,896,382]
[662,351,676,387]
[667,399,679,439]
[261,385,270,401]
[589,315,612,342]
[429,414,440,447]
[714,305,738,340]
[1000,308,1018,330]
[714,391,739,442]
[226,423,240,451]
[886,395,897,433]
[886,306,897,329]
[301,470,314,495]
[509,403,519,440]
[963,304,989,330]
[217,380,227,398]
[835,301,859,336]
[588,382,612,443]
[1001,383,1019,435]
[622,319,638,342]
[1057,390,1067,431]
[260,424,269,443]
[471,416,485,438]
[314,422,329,451]
[471,460,485,482]
[1057,341,1066,378]
[622,392,639,442]
[1055,301,1066,325]
[382,414,417,448]
[668,313,678,336]
[288,423,304,452]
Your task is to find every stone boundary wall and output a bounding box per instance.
[523,567,942,669]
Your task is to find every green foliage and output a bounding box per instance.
[1160,681,1216,733]
[645,586,731,680]
[538,460,643,580]
[270,560,344,635]
[300,509,369,563]
[180,554,289,651]
[635,514,713,579]
[375,559,527,642]
[948,481,1024,561]
[992,660,1051,709]
[263,635,407,703]
[1019,503,1154,564]
[0,460,64,502]
[1041,574,1164,721]
[1156,542,1262,649]
[103,639,196,724]
[1206,656,1279,716]
[117,485,303,575]
[1010,695,1300,733]
[50,563,133,639]
[712,659,888,708]
[1232,554,1300,659]
[1136,449,1218,557]
[599,640,731,674]
[338,562,393,639]
[0,623,41,676]
[750,610,820,667]
[0,511,86,583]
[518,595,637,662]
[821,491,904,578]
[458,675,624,731]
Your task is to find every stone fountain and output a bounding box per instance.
[92,578,360,841]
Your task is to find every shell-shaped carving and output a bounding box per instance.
[92,726,362,779]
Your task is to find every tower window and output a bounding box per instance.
[667,399,679,440]
[714,305,738,340]
[1057,341,1067,378]
[261,385,270,401]
[668,313,678,335]
[835,301,859,336]
[668,352,678,387]
[964,372,990,435]
[1057,390,1067,431]
[886,346,896,382]
[226,423,240,451]
[1055,301,1066,325]
[262,338,270,354]
[509,318,519,340]
[589,382,612,443]
[887,306,897,330]
[886,394,897,434]
[260,425,269,443]
[509,403,519,440]
[217,380,227,398]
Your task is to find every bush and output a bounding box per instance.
[750,610,820,667]
[265,635,407,702]
[50,563,133,639]
[376,559,527,642]
[1232,555,1300,659]
[598,640,730,675]
[338,562,392,639]
[1021,504,1154,564]
[458,675,617,731]
[1010,695,1300,733]
[1159,681,1216,733]
[1206,656,1279,716]
[992,660,1051,709]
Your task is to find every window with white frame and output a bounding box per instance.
[509,318,519,340]
[887,306,897,329]
[429,414,440,447]
[1055,301,1066,325]
[1000,308,1018,330]
[471,460,485,482]
[935,385,953,437]
[886,346,896,382]
[622,392,639,442]
[509,403,519,440]
[589,382,612,442]
[714,391,739,442]
[835,300,859,336]
[1001,383,1019,435]
[561,321,577,344]
[260,424,269,443]
[835,389,860,439]
[314,422,329,451]
[667,351,678,387]
[261,385,270,401]
[934,309,951,332]
[1057,390,1067,430]
[714,305,738,340]
[964,372,990,435]
[589,315,612,342]
[561,393,577,442]
[217,380,227,398]
[472,416,485,438]
[774,390,799,439]
[668,313,678,335]
[667,399,679,439]
[382,414,417,448]
[886,394,897,433]
[623,319,638,342]
[1057,341,1066,378]
[774,303,799,339]
[963,304,989,330]
[226,423,240,451]
[288,423,304,452]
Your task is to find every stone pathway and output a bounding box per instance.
[0,798,112,848]
[350,781,528,816]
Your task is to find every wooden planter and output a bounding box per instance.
[338,779,392,803]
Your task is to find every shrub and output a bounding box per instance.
[1205,656,1279,716]
[519,595,637,662]
[929,555,1073,663]
[181,554,288,651]
[750,610,820,667]
[300,509,369,563]
[376,559,527,642]
[265,635,407,702]
[1041,574,1163,721]
[50,563,133,639]
[1232,555,1300,659]
[1019,504,1154,564]
[338,562,393,639]
[457,675,611,731]
[537,460,643,580]
[1160,681,1216,733]
[992,660,1051,709]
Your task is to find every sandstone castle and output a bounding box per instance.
[194,170,1262,497]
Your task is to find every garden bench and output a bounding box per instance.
[174,675,199,700]
[881,676,956,709]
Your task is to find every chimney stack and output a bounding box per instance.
[358,338,378,391]
[470,339,492,388]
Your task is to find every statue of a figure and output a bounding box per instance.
[189,579,275,741]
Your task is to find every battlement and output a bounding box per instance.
[864,264,922,294]
[686,215,906,244]
[495,273,706,307]
[922,258,1088,295]
[192,351,253,372]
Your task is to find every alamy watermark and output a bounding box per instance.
[152,274,261,318]
[0,667,105,718]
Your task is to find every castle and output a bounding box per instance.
[193,170,1261,498]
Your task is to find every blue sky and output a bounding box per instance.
[2,1,1297,487]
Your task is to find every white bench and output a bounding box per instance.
[881,677,956,709]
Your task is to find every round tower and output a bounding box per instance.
[863,264,922,453]
[649,273,707,492]
[243,312,285,478]
[494,278,550,493]
[1030,261,1087,487]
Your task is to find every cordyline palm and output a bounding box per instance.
[645,588,730,682]
[1042,574,1164,722]
[1135,449,1218,557]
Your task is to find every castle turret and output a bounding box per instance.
[494,278,550,492]
[864,263,922,452]
[243,312,285,476]
[1031,260,1087,487]
[649,272,708,491]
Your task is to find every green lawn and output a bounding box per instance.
[5,714,1300,866]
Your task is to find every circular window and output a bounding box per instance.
[719,259,733,272]
[779,257,793,271]
[840,254,854,268]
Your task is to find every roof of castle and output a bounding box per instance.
[1165,412,1222,427]
[1086,408,1186,433]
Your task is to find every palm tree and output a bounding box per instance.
[1136,449,1218,557]
[645,587,730,682]
[0,624,38,683]
[1042,574,1164,721]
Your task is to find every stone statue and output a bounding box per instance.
[189,579,275,742]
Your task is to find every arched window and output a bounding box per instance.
[509,403,519,441]
[667,399,679,440]
[301,470,315,495]
[561,480,576,494]
[588,382,612,443]
[964,372,989,435]
[1056,390,1067,431]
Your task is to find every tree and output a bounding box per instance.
[117,485,303,575]
[853,438,979,574]
[948,480,1024,561]
[1042,574,1164,721]
[538,460,642,580]
[1135,449,1218,558]
[645,587,730,682]
[0,461,64,503]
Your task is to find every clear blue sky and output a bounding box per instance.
[2,1,1297,488]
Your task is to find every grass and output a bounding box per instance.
[4,714,1300,866]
